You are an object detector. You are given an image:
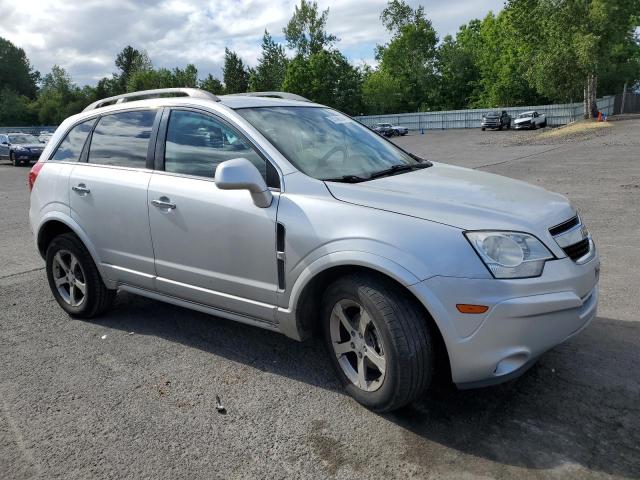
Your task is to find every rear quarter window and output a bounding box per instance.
[50,119,95,162]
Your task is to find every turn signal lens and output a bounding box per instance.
[456,304,489,314]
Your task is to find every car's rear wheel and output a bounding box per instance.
[46,233,116,318]
[322,274,434,412]
[481,127,486,131]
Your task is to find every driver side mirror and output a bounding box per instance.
[215,158,273,208]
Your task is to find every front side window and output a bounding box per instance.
[237,106,420,181]
[51,119,95,162]
[88,110,156,167]
[164,110,266,179]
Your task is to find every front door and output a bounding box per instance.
[69,109,159,289]
[147,108,280,321]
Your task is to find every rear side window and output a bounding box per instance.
[51,119,95,162]
[88,110,156,167]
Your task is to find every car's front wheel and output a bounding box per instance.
[322,274,434,412]
[10,152,18,166]
[46,233,116,318]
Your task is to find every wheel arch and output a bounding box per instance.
[286,262,452,383]
[35,213,113,288]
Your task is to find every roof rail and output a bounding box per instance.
[225,91,311,102]
[83,88,219,112]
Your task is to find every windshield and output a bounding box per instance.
[518,113,533,118]
[236,106,420,181]
[8,134,40,144]
[487,111,500,116]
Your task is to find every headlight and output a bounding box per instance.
[464,231,554,279]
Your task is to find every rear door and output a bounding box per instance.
[69,108,160,289]
[147,107,280,321]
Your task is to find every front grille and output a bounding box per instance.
[562,238,590,261]
[549,215,593,262]
[549,216,579,236]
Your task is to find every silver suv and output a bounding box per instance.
[29,88,600,412]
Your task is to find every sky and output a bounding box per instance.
[0,0,505,87]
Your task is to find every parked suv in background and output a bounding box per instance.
[481,111,511,130]
[1,133,45,166]
[29,88,599,412]
[372,123,409,137]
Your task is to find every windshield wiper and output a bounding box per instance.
[369,162,430,180]
[322,174,370,183]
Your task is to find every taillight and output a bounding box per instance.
[28,161,44,192]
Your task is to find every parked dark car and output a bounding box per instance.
[481,111,511,131]
[372,123,409,137]
[0,133,45,166]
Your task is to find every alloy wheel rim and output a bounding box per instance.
[329,299,386,392]
[52,250,86,307]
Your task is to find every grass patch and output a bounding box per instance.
[538,119,612,139]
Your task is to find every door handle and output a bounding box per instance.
[72,184,90,195]
[151,197,177,210]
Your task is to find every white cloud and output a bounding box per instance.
[0,0,504,86]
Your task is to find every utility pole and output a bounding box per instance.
[621,82,627,115]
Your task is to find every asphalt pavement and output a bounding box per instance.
[1,118,639,479]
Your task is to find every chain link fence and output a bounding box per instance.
[356,96,616,131]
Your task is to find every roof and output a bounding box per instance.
[219,95,319,109]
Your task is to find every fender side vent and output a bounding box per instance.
[276,223,286,290]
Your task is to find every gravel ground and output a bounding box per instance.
[1,117,639,480]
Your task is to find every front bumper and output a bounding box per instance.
[14,150,42,160]
[409,253,600,387]
[514,122,532,130]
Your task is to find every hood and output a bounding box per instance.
[484,113,500,118]
[325,162,575,233]
[514,117,532,124]
[14,143,44,149]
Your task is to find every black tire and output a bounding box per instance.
[481,127,485,131]
[507,123,511,129]
[10,151,19,166]
[321,274,434,412]
[541,120,547,128]
[46,233,116,318]
[498,125,503,131]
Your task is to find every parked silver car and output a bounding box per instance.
[29,89,599,412]
[514,110,547,129]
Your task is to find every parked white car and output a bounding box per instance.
[514,111,547,129]
[28,88,598,412]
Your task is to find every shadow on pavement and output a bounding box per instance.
[93,293,640,478]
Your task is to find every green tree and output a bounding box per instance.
[508,0,640,117]
[361,69,402,114]
[283,0,337,57]
[436,21,482,110]
[114,45,152,93]
[0,88,36,126]
[249,31,288,91]
[126,65,198,92]
[199,74,225,94]
[283,49,363,114]
[223,48,249,94]
[375,0,439,111]
[0,37,39,98]
[30,66,90,124]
